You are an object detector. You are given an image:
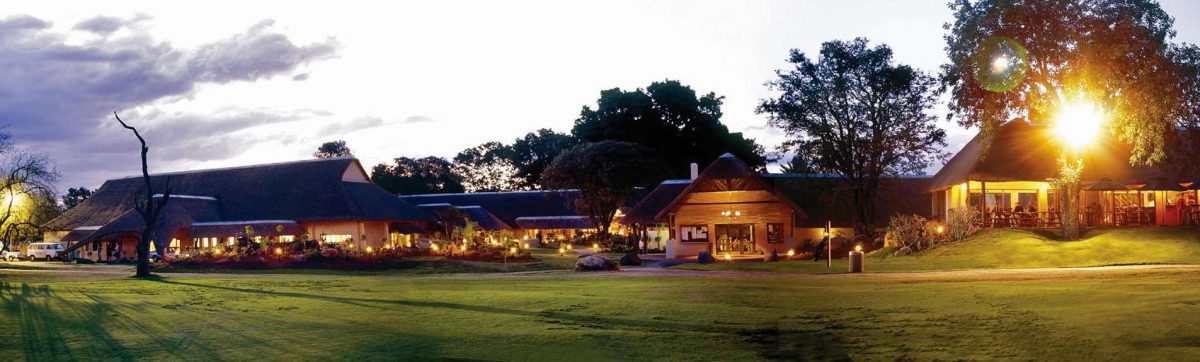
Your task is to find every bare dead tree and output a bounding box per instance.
[115,112,171,278]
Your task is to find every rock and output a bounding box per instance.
[697,251,714,264]
[893,246,912,257]
[74,258,95,265]
[619,252,642,266]
[764,250,779,262]
[575,254,619,272]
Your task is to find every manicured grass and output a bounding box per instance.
[4,267,1200,360]
[676,227,1200,273]
[150,249,620,276]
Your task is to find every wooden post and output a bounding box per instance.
[825,221,832,268]
[980,181,988,226]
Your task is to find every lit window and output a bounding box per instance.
[279,235,296,242]
[325,235,352,244]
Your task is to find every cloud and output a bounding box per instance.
[72,16,124,35]
[0,15,339,188]
[317,116,386,135]
[403,115,435,123]
[292,73,310,81]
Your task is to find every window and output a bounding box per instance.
[766,223,784,243]
[279,235,296,242]
[324,234,352,244]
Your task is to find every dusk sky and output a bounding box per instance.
[4,1,1200,191]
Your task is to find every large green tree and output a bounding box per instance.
[759,38,946,235]
[541,141,663,244]
[942,0,1187,239]
[509,129,578,189]
[313,140,352,158]
[371,156,464,195]
[571,80,765,179]
[61,187,93,211]
[452,142,522,192]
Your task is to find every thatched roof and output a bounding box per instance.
[46,157,433,231]
[1137,178,1187,191]
[1084,178,1129,191]
[402,189,644,229]
[416,204,512,231]
[514,216,593,230]
[768,174,931,228]
[655,153,809,221]
[929,120,1154,191]
[620,180,690,225]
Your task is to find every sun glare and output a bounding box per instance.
[991,56,1010,73]
[1053,99,1104,149]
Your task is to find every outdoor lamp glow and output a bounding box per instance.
[522,243,529,249]
[274,247,282,255]
[366,246,373,254]
[936,225,944,234]
[1053,99,1105,149]
[787,249,795,257]
[592,243,599,249]
[460,244,467,251]
[567,244,573,250]
[510,247,518,254]
[431,244,440,251]
[855,245,863,252]
[723,252,732,261]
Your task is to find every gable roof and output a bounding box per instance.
[654,153,809,221]
[620,180,691,225]
[46,157,432,231]
[928,119,1150,191]
[403,190,582,226]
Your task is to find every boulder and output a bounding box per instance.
[619,252,642,266]
[74,258,95,265]
[697,251,715,264]
[893,246,912,257]
[575,254,619,272]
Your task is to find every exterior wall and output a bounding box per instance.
[304,221,391,249]
[42,231,69,244]
[75,237,138,262]
[666,190,797,259]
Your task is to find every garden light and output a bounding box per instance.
[558,247,565,255]
[510,247,518,254]
[936,225,944,234]
[461,244,467,251]
[592,243,599,249]
[787,249,795,257]
[567,244,573,250]
[723,252,731,262]
[431,244,440,251]
[366,246,373,254]
[274,247,282,255]
[522,243,529,249]
[855,245,862,252]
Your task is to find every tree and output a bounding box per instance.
[115,112,172,278]
[313,140,352,158]
[759,38,947,236]
[942,0,1186,240]
[452,142,523,192]
[541,141,663,244]
[0,132,59,253]
[371,156,465,195]
[571,80,765,181]
[61,187,93,210]
[509,129,578,189]
[1167,43,1200,178]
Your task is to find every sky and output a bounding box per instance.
[2,0,1200,192]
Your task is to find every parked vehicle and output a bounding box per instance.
[27,242,65,261]
[148,249,177,263]
[2,250,20,262]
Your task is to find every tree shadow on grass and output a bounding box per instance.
[153,278,851,360]
[0,281,128,361]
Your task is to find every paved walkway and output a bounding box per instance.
[3,261,1199,280]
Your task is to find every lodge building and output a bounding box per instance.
[929,120,1200,228]
[45,157,433,261]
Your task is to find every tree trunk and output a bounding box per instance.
[1061,181,1081,241]
[136,226,153,277]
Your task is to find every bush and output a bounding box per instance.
[886,214,928,251]
[945,207,980,242]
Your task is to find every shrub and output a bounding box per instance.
[944,207,980,242]
[886,214,928,251]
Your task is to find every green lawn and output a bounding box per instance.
[4,267,1200,360]
[676,227,1200,273]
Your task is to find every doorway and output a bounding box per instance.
[714,224,755,254]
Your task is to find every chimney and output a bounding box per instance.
[690,163,699,180]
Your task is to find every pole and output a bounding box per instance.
[825,221,831,268]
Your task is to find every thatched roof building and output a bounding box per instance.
[47,157,433,257]
[401,189,646,231]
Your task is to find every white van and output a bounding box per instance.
[27,242,65,261]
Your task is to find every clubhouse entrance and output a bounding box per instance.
[714,224,755,254]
